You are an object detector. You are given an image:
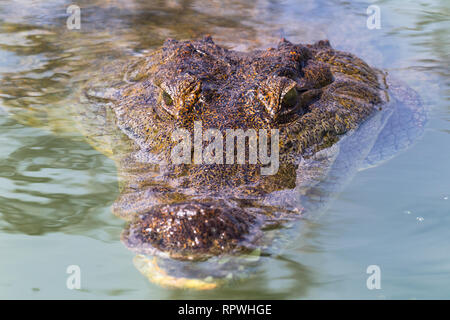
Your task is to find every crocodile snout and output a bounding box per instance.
[122,201,258,260]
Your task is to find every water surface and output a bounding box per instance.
[0,0,449,299]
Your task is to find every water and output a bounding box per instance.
[0,0,449,299]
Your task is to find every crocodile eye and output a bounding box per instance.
[158,88,179,117]
[257,76,300,120]
[280,86,298,110]
[162,90,174,107]
[156,74,201,118]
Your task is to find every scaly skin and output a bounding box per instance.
[84,36,390,287]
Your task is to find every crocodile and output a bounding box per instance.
[80,36,423,289]
[81,36,425,289]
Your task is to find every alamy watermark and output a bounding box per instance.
[366,265,381,290]
[66,265,81,290]
[366,5,381,29]
[66,5,81,30]
[171,121,279,175]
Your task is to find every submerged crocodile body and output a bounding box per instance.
[80,36,424,289]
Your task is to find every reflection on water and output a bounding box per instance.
[0,0,448,298]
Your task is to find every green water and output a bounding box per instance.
[0,0,448,299]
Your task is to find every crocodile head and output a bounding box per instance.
[88,36,386,285]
